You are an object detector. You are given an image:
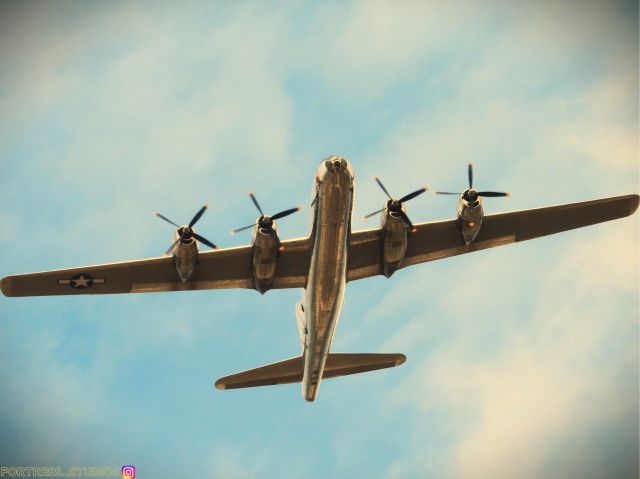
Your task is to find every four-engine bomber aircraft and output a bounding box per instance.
[2,157,638,402]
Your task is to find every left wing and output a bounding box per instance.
[1,237,311,297]
[348,194,639,281]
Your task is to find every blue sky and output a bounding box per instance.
[0,1,638,477]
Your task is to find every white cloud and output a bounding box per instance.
[384,222,638,478]
[1,3,301,261]
[296,1,494,100]
[344,0,638,227]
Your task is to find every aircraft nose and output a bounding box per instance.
[324,156,345,171]
[323,156,353,176]
[316,156,354,185]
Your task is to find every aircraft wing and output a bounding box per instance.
[348,194,639,281]
[1,237,310,297]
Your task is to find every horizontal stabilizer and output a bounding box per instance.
[323,353,406,379]
[215,353,406,390]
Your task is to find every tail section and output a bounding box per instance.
[214,353,405,391]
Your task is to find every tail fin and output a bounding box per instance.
[215,353,405,390]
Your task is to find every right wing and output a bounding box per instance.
[348,194,639,281]
[1,236,311,297]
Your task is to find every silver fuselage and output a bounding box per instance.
[301,157,354,401]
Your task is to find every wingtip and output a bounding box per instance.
[629,194,639,216]
[214,380,226,390]
[395,354,407,366]
[1,276,12,297]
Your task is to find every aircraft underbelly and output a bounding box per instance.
[302,165,353,401]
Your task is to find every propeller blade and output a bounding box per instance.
[477,191,510,197]
[155,212,180,228]
[230,223,257,235]
[434,191,461,195]
[399,187,428,203]
[248,192,264,216]
[363,207,385,219]
[193,232,217,249]
[374,177,393,200]
[398,210,415,231]
[274,233,283,252]
[468,162,473,189]
[165,237,180,256]
[189,204,208,228]
[271,207,301,221]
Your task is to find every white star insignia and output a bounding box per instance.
[72,275,91,288]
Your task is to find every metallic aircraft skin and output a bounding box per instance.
[302,156,354,401]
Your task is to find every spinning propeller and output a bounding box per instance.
[434,163,509,203]
[230,192,300,244]
[363,177,428,232]
[155,204,218,255]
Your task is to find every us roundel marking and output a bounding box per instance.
[57,273,105,289]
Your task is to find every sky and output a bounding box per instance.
[0,1,638,478]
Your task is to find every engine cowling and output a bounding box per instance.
[229,192,300,292]
[155,205,217,282]
[362,177,428,276]
[251,224,280,294]
[457,196,484,244]
[380,207,409,278]
[173,237,199,282]
[434,164,508,244]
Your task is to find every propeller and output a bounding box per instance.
[363,177,428,232]
[230,192,300,248]
[154,204,218,255]
[434,163,509,203]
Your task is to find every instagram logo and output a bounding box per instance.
[122,465,136,478]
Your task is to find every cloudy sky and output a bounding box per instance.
[0,1,638,477]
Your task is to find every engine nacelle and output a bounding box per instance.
[457,197,484,244]
[380,207,409,277]
[173,239,199,282]
[251,224,280,294]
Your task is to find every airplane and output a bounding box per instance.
[1,156,638,402]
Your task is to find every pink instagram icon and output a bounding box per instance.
[122,465,136,479]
